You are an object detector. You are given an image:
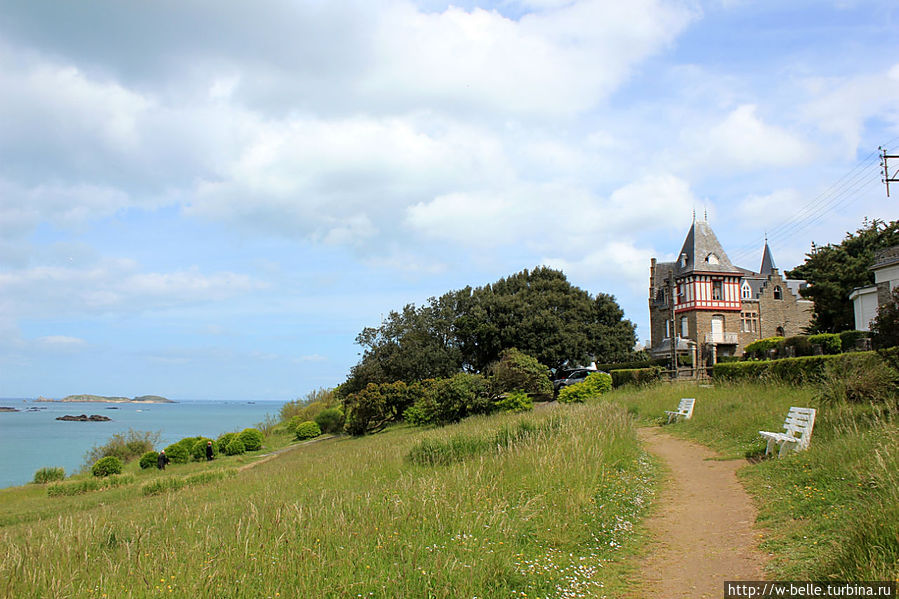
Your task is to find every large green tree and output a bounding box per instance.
[787,219,899,333]
[341,266,636,392]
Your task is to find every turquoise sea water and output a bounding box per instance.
[0,398,283,489]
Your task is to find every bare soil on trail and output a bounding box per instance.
[634,427,768,599]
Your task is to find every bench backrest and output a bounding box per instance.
[677,398,695,419]
[781,407,816,449]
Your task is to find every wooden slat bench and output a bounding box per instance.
[665,398,695,424]
[759,407,816,457]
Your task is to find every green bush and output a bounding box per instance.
[295,420,321,440]
[808,333,842,355]
[592,358,668,372]
[139,451,159,470]
[32,467,65,484]
[878,346,899,371]
[778,335,813,357]
[238,428,264,451]
[714,351,889,385]
[494,390,533,413]
[91,456,123,478]
[403,373,490,427]
[217,432,237,448]
[190,437,216,461]
[557,371,613,403]
[82,429,160,469]
[344,381,422,435]
[743,336,784,360]
[610,367,662,388]
[816,353,898,404]
[314,408,344,434]
[839,330,870,351]
[162,443,190,464]
[224,437,245,455]
[487,348,552,400]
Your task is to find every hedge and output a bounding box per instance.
[592,358,667,372]
[808,333,842,355]
[610,367,663,388]
[713,351,886,383]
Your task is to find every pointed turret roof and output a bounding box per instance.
[760,241,777,274]
[674,220,743,277]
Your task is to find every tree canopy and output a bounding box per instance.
[786,219,899,333]
[340,266,636,392]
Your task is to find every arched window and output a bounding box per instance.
[741,281,751,300]
[776,326,785,337]
[773,285,782,300]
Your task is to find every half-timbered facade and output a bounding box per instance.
[649,219,813,369]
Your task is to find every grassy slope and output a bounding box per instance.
[1,403,659,599]
[610,381,899,581]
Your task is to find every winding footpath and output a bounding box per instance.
[634,427,768,599]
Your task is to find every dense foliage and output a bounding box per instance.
[494,390,533,413]
[610,367,663,388]
[295,420,321,440]
[404,373,492,427]
[871,287,899,350]
[139,451,159,470]
[82,429,160,469]
[190,438,216,461]
[91,456,123,478]
[162,443,190,464]
[787,218,899,332]
[714,351,896,387]
[239,428,264,452]
[224,437,245,455]
[557,372,613,403]
[32,467,65,484]
[486,348,552,399]
[342,267,636,393]
[313,408,344,434]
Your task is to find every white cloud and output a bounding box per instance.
[35,335,86,348]
[542,239,655,295]
[683,104,814,171]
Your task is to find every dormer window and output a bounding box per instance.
[773,285,782,300]
[741,281,751,299]
[679,253,688,268]
[706,253,719,264]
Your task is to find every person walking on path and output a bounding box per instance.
[205,441,214,461]
[157,450,169,470]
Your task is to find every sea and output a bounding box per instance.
[0,398,284,489]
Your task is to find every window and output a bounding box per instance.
[712,280,723,300]
[740,311,758,333]
[706,253,719,264]
[773,285,782,300]
[776,326,785,336]
[680,316,688,337]
[741,282,751,300]
[665,320,671,339]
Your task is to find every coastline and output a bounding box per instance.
[34,395,176,404]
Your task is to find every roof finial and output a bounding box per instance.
[692,208,696,222]
[704,207,708,222]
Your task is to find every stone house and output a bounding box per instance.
[648,219,814,368]
[849,245,899,331]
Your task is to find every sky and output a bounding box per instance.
[0,0,897,401]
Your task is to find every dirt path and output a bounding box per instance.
[634,427,767,599]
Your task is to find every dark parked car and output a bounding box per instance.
[552,368,597,396]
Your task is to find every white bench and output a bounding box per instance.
[665,398,695,424]
[759,407,816,457]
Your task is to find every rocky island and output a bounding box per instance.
[56,414,112,422]
[36,394,174,403]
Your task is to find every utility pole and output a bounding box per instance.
[881,147,899,197]
[668,269,677,377]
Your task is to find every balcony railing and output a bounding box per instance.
[705,332,738,344]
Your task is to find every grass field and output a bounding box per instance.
[1,402,658,599]
[611,380,899,581]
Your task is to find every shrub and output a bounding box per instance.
[558,371,612,403]
[217,432,237,448]
[91,456,123,478]
[592,358,668,372]
[239,428,264,451]
[778,335,813,358]
[295,420,321,440]
[33,467,65,484]
[714,351,889,385]
[839,330,870,351]
[139,451,159,470]
[314,407,344,434]
[743,336,784,360]
[486,348,552,400]
[816,353,899,404]
[82,429,160,469]
[344,381,422,435]
[808,333,842,355]
[403,373,491,427]
[610,367,662,388]
[871,287,899,349]
[162,443,190,464]
[190,437,216,461]
[494,390,533,413]
[279,387,337,422]
[224,437,245,455]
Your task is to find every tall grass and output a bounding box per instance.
[0,401,658,599]
[611,379,899,580]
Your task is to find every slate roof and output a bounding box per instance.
[674,220,744,277]
[759,242,777,274]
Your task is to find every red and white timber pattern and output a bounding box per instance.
[674,275,742,313]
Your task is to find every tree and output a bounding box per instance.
[787,219,899,333]
[871,287,899,349]
[341,266,636,390]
